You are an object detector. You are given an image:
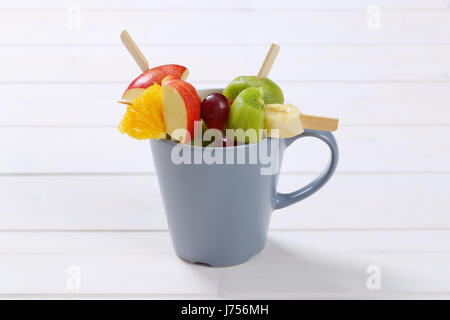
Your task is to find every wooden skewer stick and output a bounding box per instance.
[256,43,280,79]
[301,113,339,132]
[120,30,149,72]
[117,100,132,105]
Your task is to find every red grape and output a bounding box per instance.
[201,93,230,130]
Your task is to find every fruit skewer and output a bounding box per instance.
[224,44,282,143]
[119,30,188,101]
[120,30,149,72]
[301,113,339,132]
[256,44,339,133]
[256,44,280,80]
[118,31,200,142]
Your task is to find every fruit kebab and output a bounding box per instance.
[120,30,189,101]
[222,43,338,141]
[117,32,339,145]
[117,30,200,141]
[223,44,282,143]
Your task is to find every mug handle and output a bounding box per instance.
[274,129,339,210]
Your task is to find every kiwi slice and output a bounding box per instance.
[223,76,284,105]
[226,87,266,144]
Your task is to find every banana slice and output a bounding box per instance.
[264,103,304,138]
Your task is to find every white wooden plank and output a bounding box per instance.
[0,175,167,230]
[1,11,450,45]
[1,126,449,173]
[1,173,449,230]
[2,82,450,126]
[1,0,447,11]
[274,173,450,230]
[0,230,448,297]
[1,46,449,83]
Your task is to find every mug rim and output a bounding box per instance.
[154,134,272,150]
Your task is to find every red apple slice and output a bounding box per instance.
[161,77,201,143]
[123,64,189,101]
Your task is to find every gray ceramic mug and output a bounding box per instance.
[150,89,339,267]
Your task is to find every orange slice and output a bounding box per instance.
[118,83,166,140]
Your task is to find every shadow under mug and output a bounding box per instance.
[150,89,339,267]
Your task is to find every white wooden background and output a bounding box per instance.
[1,0,450,299]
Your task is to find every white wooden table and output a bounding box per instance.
[1,0,450,299]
